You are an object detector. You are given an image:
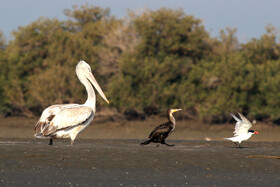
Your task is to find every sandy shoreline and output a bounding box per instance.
[0,117,279,186]
[0,138,279,186]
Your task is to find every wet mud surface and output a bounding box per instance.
[0,138,279,186]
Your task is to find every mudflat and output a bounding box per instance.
[0,138,279,186]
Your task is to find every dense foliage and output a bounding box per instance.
[0,5,280,123]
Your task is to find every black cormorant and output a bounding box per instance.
[140,108,182,147]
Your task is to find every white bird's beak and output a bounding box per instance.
[87,72,109,104]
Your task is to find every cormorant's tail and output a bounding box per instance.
[140,139,151,145]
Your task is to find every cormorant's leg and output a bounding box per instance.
[49,139,53,145]
[161,141,175,146]
[165,143,175,146]
[156,144,160,147]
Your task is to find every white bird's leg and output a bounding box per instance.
[238,143,242,149]
[49,139,53,145]
[234,142,238,147]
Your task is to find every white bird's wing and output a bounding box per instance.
[230,113,242,134]
[34,104,93,136]
[230,113,241,123]
[232,113,252,136]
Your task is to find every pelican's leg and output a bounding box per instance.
[70,135,76,146]
[49,139,53,145]
[71,140,75,146]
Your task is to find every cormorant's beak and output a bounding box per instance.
[254,131,259,134]
[87,72,109,104]
[172,109,182,113]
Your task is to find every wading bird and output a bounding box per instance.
[140,109,182,147]
[34,61,109,146]
[224,113,259,148]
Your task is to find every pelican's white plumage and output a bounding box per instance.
[34,61,109,145]
[224,113,259,148]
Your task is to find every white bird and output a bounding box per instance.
[34,60,109,146]
[224,112,259,148]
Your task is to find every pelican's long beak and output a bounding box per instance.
[87,72,109,104]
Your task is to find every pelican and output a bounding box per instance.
[140,108,182,147]
[224,113,259,148]
[34,60,109,146]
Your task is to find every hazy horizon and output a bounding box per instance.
[0,0,280,42]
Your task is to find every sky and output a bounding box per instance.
[0,0,279,42]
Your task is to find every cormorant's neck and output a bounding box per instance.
[168,112,176,124]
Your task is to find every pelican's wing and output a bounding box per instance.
[34,104,79,134]
[233,113,252,136]
[35,105,93,137]
[149,122,172,139]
